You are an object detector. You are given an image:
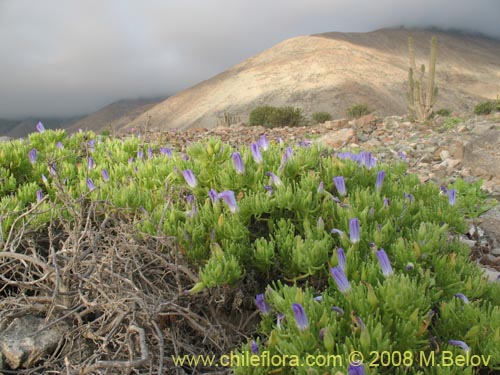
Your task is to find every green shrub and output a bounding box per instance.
[474,101,495,115]
[312,111,332,124]
[2,129,500,374]
[249,106,305,128]
[435,108,451,117]
[347,104,371,119]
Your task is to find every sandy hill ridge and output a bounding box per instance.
[123,28,500,132]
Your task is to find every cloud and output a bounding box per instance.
[0,0,498,118]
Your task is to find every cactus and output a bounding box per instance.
[407,36,438,122]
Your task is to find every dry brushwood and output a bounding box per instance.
[0,196,257,374]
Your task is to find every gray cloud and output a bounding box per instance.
[0,0,499,118]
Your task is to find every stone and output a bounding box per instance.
[317,128,357,149]
[0,315,68,369]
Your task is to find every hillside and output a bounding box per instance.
[66,97,164,134]
[123,28,500,131]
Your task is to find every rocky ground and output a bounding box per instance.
[142,113,500,280]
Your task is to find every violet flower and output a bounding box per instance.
[337,248,346,270]
[36,190,43,203]
[277,313,285,329]
[317,181,325,194]
[250,143,263,163]
[250,340,259,354]
[330,228,343,236]
[454,293,469,304]
[404,192,415,202]
[182,169,197,188]
[376,170,385,191]
[349,218,360,243]
[35,122,45,133]
[87,157,94,170]
[264,185,273,196]
[28,148,37,164]
[231,152,245,174]
[398,151,407,161]
[137,150,144,159]
[376,249,394,277]
[86,178,95,191]
[49,163,57,176]
[331,306,344,315]
[383,197,390,208]
[448,189,457,206]
[208,189,218,203]
[218,190,239,213]
[313,295,323,302]
[266,172,282,187]
[160,147,172,157]
[41,174,48,184]
[448,340,470,353]
[291,303,309,331]
[101,169,110,182]
[257,134,268,151]
[330,267,351,293]
[56,142,64,149]
[88,140,95,151]
[255,294,270,314]
[333,176,347,196]
[360,151,376,169]
[348,363,366,375]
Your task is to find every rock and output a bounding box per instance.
[317,128,357,149]
[439,150,450,161]
[480,266,500,282]
[0,315,68,369]
[478,205,500,255]
[322,119,349,130]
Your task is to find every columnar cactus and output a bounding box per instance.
[407,36,438,122]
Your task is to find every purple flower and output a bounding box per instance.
[101,169,110,182]
[36,190,43,203]
[376,170,385,191]
[291,303,309,331]
[398,151,407,161]
[250,340,259,354]
[383,197,390,208]
[257,134,268,151]
[160,147,172,157]
[217,190,239,213]
[406,262,415,271]
[264,185,273,196]
[41,174,48,184]
[317,181,324,194]
[330,267,351,293]
[128,157,134,164]
[266,172,282,187]
[404,192,415,202]
[87,178,95,191]
[87,157,94,170]
[255,293,271,315]
[440,185,448,194]
[333,176,347,196]
[349,218,360,243]
[376,249,394,277]
[277,137,284,145]
[88,140,95,151]
[281,147,293,167]
[185,194,194,204]
[337,248,346,270]
[147,147,153,159]
[182,169,197,188]
[313,295,323,302]
[35,122,45,133]
[137,150,144,159]
[231,152,245,174]
[331,306,344,315]
[250,143,263,164]
[454,293,469,304]
[448,340,470,353]
[360,151,376,169]
[348,363,366,375]
[277,313,285,329]
[330,228,344,236]
[208,189,218,203]
[28,148,37,164]
[448,189,457,206]
[56,142,64,149]
[49,163,57,176]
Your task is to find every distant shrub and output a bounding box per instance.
[312,111,332,124]
[101,129,111,136]
[347,104,371,119]
[249,106,305,128]
[435,108,451,117]
[474,101,495,115]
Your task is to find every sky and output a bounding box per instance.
[0,0,499,119]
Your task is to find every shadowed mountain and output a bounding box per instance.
[66,97,165,134]
[123,28,500,132]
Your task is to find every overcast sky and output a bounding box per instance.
[0,0,499,119]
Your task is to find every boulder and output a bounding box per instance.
[317,128,357,149]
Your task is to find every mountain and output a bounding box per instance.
[0,117,82,138]
[66,97,164,134]
[123,28,500,132]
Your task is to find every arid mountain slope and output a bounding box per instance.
[67,98,164,134]
[124,28,500,131]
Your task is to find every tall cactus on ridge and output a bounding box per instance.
[407,36,438,122]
